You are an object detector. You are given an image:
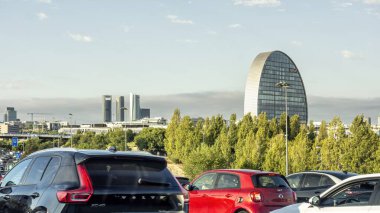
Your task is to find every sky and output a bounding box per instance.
[0,0,379,123]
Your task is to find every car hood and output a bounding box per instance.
[271,202,310,213]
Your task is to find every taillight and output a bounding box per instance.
[292,191,297,202]
[250,191,262,202]
[56,164,93,203]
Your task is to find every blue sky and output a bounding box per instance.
[0,0,379,122]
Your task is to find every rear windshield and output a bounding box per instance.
[84,158,178,189]
[252,174,290,188]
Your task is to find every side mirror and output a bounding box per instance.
[309,196,320,206]
[184,184,194,191]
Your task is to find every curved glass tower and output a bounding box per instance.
[244,51,308,123]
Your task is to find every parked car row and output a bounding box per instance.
[0,148,378,213]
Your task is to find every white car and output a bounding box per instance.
[272,173,380,213]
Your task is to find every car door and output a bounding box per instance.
[0,159,32,213]
[286,173,304,201]
[308,179,379,213]
[299,174,323,202]
[208,173,241,213]
[189,172,218,213]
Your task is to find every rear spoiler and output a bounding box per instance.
[74,153,167,169]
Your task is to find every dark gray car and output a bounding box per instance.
[286,171,357,202]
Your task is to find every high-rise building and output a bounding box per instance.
[130,93,141,121]
[141,108,150,119]
[115,96,125,122]
[4,107,17,122]
[102,95,112,122]
[364,117,372,125]
[244,51,308,123]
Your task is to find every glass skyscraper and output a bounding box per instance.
[244,51,308,123]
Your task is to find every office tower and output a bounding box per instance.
[244,51,308,123]
[103,95,112,122]
[129,93,141,121]
[141,108,150,119]
[115,96,125,122]
[4,107,17,122]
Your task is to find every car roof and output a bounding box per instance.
[320,173,380,197]
[208,169,280,175]
[288,170,357,180]
[29,148,153,157]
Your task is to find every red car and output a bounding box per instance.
[186,169,296,213]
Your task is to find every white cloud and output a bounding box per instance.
[68,33,93,43]
[228,23,243,28]
[341,50,364,59]
[37,0,51,4]
[341,2,353,7]
[364,0,380,4]
[291,40,303,46]
[177,39,199,44]
[123,25,133,33]
[167,15,194,25]
[37,12,48,20]
[233,0,281,7]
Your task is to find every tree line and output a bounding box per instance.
[164,109,380,179]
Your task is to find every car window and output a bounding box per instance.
[253,174,290,188]
[24,157,51,185]
[193,173,217,190]
[287,174,303,189]
[40,157,61,186]
[320,175,335,187]
[216,174,240,189]
[320,180,379,207]
[0,159,32,187]
[302,174,322,188]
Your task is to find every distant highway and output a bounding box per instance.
[0,133,71,140]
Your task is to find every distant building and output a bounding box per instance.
[363,117,372,125]
[129,93,141,121]
[103,95,112,122]
[0,123,20,134]
[4,107,17,122]
[115,96,125,122]
[244,51,308,123]
[141,108,150,119]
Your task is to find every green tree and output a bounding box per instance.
[289,114,300,140]
[134,128,166,154]
[164,109,181,162]
[263,135,286,174]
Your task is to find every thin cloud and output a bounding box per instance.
[37,12,48,20]
[233,0,281,7]
[123,25,133,33]
[37,0,51,4]
[364,0,380,4]
[177,39,199,44]
[341,2,353,7]
[68,32,93,43]
[291,40,303,46]
[341,50,364,59]
[228,24,243,28]
[167,15,194,25]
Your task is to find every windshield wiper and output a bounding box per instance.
[138,178,170,187]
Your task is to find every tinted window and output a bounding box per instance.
[41,157,61,185]
[24,157,51,185]
[252,174,290,188]
[193,173,217,190]
[1,159,32,187]
[302,174,322,188]
[321,180,379,207]
[85,158,177,188]
[287,174,303,189]
[320,175,335,187]
[216,174,240,189]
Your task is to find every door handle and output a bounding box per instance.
[202,194,208,198]
[225,194,233,198]
[31,192,40,199]
[3,195,10,200]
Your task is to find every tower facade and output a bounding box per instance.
[244,51,308,123]
[103,95,112,122]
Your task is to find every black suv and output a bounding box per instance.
[0,148,188,213]
[286,170,357,202]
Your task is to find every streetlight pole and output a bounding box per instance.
[69,113,73,148]
[121,107,128,151]
[276,81,290,176]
